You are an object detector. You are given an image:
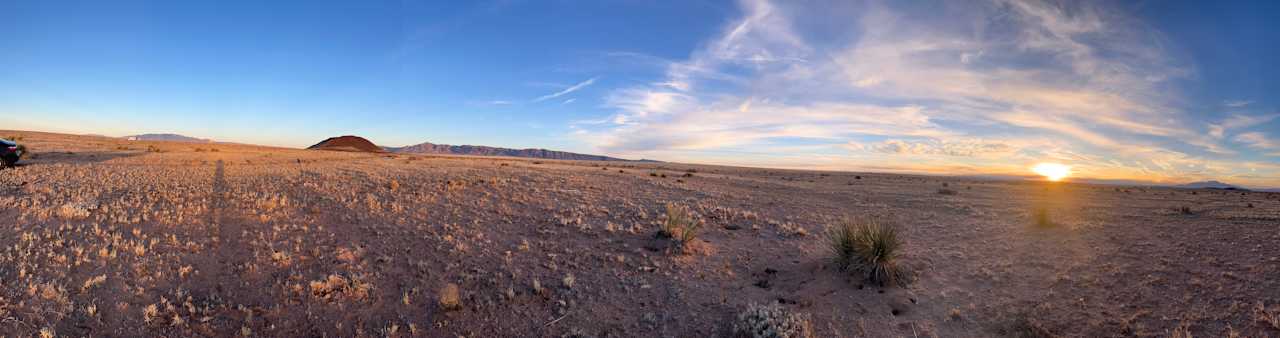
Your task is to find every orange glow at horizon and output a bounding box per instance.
[1032,163,1072,181]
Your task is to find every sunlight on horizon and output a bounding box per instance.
[1032,163,1072,181]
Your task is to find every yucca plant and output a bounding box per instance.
[659,203,702,252]
[827,219,906,287]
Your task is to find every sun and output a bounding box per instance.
[1032,163,1071,181]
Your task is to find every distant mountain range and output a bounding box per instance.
[1175,180,1245,190]
[123,133,210,143]
[385,141,627,161]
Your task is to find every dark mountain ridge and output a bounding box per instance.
[387,141,627,161]
[123,133,210,143]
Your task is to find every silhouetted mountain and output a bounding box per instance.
[1176,180,1245,190]
[388,141,626,161]
[123,133,210,143]
[308,136,385,153]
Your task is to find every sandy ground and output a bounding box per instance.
[1,130,1278,338]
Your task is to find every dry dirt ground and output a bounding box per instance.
[1,130,1278,338]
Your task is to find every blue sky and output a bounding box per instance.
[3,0,1279,187]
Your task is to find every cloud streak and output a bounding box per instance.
[534,77,597,102]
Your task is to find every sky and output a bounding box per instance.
[2,0,1279,187]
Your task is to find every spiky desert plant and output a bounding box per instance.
[658,203,703,252]
[827,219,907,286]
[733,302,813,338]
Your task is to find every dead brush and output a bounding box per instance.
[657,203,703,252]
[733,302,813,338]
[827,219,908,287]
[1256,301,1280,330]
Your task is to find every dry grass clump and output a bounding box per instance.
[308,274,373,302]
[997,314,1056,338]
[57,202,93,220]
[733,302,813,338]
[1256,301,1280,330]
[657,203,703,252]
[1170,321,1193,338]
[827,219,908,287]
[438,283,461,311]
[1033,207,1052,228]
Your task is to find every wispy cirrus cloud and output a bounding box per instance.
[1223,100,1254,108]
[1235,132,1279,152]
[1208,113,1279,138]
[534,77,597,102]
[572,0,1280,186]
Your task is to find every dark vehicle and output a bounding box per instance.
[1,139,23,167]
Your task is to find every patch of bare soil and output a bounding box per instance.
[1,130,1278,337]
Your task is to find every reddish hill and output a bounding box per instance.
[307,136,384,152]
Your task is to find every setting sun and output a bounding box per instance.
[1032,163,1072,181]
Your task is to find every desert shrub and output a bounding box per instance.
[827,219,907,286]
[1033,207,1052,228]
[998,314,1055,338]
[733,303,813,338]
[146,145,162,153]
[1178,206,1193,215]
[438,283,461,311]
[194,148,207,152]
[1170,322,1193,338]
[937,188,957,195]
[1256,302,1280,330]
[658,203,703,250]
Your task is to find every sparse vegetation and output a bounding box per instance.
[1033,207,1053,227]
[660,203,701,250]
[1256,302,1280,330]
[439,283,462,311]
[733,303,813,338]
[1170,321,1193,338]
[938,188,957,195]
[657,203,703,252]
[998,314,1055,338]
[0,131,1273,337]
[827,219,908,287]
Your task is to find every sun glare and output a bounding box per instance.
[1032,163,1071,181]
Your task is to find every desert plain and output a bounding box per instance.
[0,130,1278,337]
